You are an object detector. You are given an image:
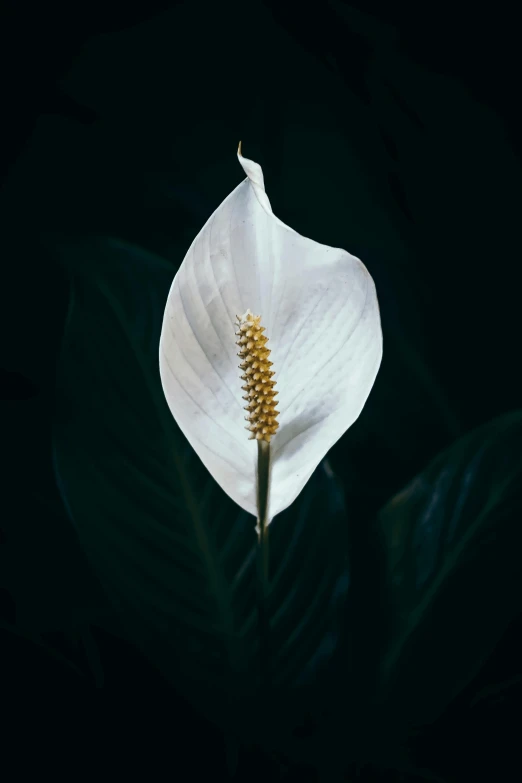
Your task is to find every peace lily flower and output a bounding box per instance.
[159,143,382,530]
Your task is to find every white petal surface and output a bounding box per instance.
[159,146,382,522]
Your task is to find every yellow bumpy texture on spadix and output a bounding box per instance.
[235,309,279,443]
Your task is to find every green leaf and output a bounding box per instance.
[51,236,350,741]
[377,411,522,726]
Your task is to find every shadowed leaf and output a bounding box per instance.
[378,411,522,726]
[51,236,350,743]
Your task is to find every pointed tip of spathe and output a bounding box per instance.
[236,142,268,199]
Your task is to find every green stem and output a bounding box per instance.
[256,439,271,688]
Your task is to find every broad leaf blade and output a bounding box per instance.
[51,236,350,740]
[378,411,522,726]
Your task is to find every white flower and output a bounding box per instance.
[159,144,382,524]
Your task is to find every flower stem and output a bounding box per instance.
[256,439,271,688]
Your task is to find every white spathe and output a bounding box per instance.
[159,145,382,523]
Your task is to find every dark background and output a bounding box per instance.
[1,0,521,780]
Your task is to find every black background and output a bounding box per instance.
[2,1,521,780]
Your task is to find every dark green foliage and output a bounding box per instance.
[378,412,522,725]
[52,237,350,740]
